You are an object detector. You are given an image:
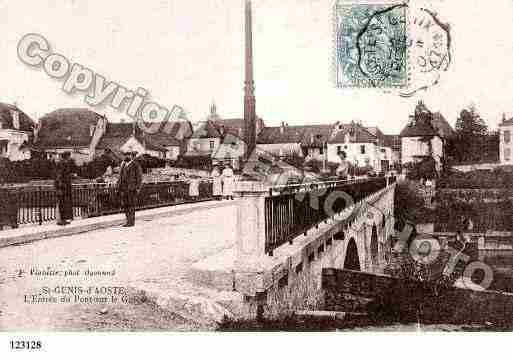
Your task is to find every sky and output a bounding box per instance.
[1,0,513,134]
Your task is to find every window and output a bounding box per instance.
[360,145,366,154]
[505,148,511,161]
[320,147,324,155]
[505,130,511,144]
[337,145,342,154]
[209,141,215,150]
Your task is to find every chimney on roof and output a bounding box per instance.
[503,113,507,123]
[280,122,286,134]
[89,124,95,137]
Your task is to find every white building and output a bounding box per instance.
[400,102,454,172]
[499,116,513,164]
[0,103,35,161]
[327,122,382,172]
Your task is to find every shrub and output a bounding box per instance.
[406,157,437,181]
[0,157,57,183]
[77,154,116,179]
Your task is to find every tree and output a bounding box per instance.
[452,105,489,163]
[455,105,487,136]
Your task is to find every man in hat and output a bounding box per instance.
[55,152,74,226]
[117,151,143,227]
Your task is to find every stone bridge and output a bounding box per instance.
[191,178,397,319]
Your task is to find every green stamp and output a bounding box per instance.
[334,1,408,88]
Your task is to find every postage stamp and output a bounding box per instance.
[334,1,409,88]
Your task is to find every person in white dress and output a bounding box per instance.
[188,176,200,200]
[211,166,222,200]
[221,164,235,200]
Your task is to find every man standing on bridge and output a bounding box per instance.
[55,152,75,226]
[117,151,143,227]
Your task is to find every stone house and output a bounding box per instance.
[327,122,382,172]
[400,102,454,172]
[0,103,35,161]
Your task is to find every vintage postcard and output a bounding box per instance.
[1,0,513,355]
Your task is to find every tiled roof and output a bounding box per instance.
[257,124,333,147]
[401,102,453,139]
[97,122,169,153]
[96,122,134,151]
[365,126,386,140]
[212,118,245,138]
[431,112,455,138]
[37,108,104,148]
[328,124,377,144]
[400,118,439,138]
[0,103,35,132]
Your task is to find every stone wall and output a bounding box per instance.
[323,268,513,326]
[258,184,396,319]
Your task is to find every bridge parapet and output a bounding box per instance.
[190,177,397,320]
[234,177,396,257]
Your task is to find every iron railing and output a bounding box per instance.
[264,177,391,255]
[0,181,213,229]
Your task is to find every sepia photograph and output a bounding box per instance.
[0,0,512,355]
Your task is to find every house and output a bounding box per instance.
[257,123,333,167]
[0,103,36,161]
[96,120,193,161]
[36,108,107,165]
[37,108,192,165]
[383,134,402,169]
[366,126,396,172]
[256,123,306,159]
[185,104,264,169]
[95,122,165,160]
[400,101,454,172]
[327,122,382,172]
[499,115,513,164]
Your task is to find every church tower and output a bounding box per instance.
[244,0,257,160]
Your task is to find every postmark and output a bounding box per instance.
[400,5,451,97]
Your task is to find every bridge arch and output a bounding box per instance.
[344,238,361,271]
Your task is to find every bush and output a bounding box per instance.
[77,154,117,179]
[175,155,212,171]
[136,154,166,173]
[405,157,437,181]
[0,157,57,183]
[439,168,513,189]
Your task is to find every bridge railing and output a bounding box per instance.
[263,177,390,256]
[0,181,213,229]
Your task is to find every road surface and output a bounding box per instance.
[0,202,237,331]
